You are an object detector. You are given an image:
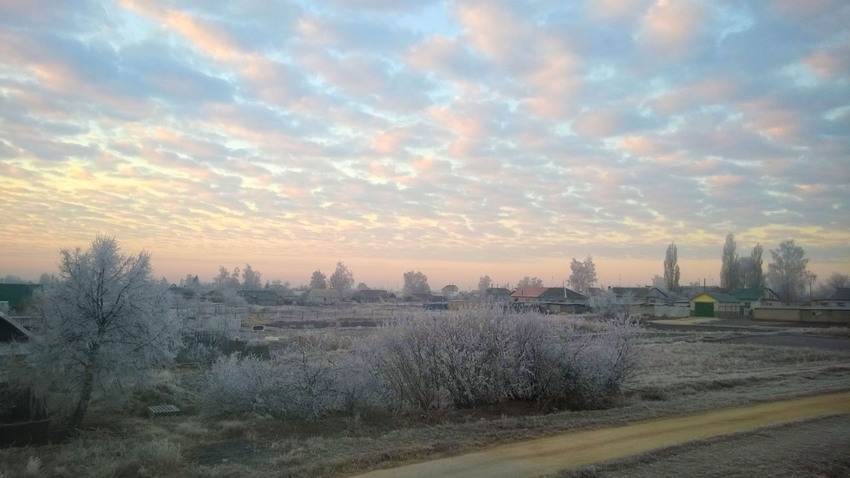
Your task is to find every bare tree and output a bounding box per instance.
[402,270,430,298]
[516,276,543,288]
[767,240,814,301]
[568,256,597,294]
[663,243,680,292]
[329,262,355,298]
[38,235,181,429]
[720,233,739,290]
[310,270,327,289]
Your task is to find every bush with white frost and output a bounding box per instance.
[589,289,633,319]
[369,306,642,410]
[201,333,378,418]
[201,307,642,417]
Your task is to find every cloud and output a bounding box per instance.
[452,1,583,118]
[588,0,647,20]
[804,43,850,80]
[0,0,848,286]
[639,0,703,59]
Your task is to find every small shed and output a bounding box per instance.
[0,313,31,342]
[690,292,740,318]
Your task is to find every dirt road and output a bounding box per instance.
[352,392,850,478]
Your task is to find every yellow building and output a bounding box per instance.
[690,292,741,318]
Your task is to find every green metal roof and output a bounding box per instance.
[731,288,763,300]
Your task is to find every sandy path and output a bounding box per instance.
[351,392,850,478]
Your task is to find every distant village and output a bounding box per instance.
[3,272,849,339]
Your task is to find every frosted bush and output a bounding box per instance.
[201,333,379,419]
[370,306,641,410]
[202,309,642,418]
[588,289,634,319]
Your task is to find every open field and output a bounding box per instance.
[1,317,849,477]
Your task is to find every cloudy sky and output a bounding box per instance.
[1,0,848,289]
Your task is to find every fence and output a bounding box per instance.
[753,307,850,324]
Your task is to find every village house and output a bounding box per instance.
[818,288,850,309]
[609,287,670,306]
[510,286,587,314]
[305,288,341,305]
[482,287,511,302]
[731,287,781,316]
[441,284,460,299]
[236,289,291,306]
[353,289,394,303]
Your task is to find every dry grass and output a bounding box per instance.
[1,330,848,477]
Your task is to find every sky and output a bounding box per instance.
[1,0,848,290]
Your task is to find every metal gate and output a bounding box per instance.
[694,302,714,317]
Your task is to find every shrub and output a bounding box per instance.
[201,332,378,419]
[369,307,641,411]
[588,289,633,319]
[201,308,642,418]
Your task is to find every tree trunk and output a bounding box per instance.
[68,347,98,430]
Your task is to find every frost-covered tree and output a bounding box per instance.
[651,275,665,289]
[516,276,543,288]
[477,275,492,294]
[568,256,597,294]
[179,274,201,289]
[213,266,241,291]
[768,240,813,301]
[38,235,181,429]
[589,289,636,319]
[310,270,327,289]
[402,270,430,298]
[241,264,262,289]
[663,243,680,292]
[720,233,739,290]
[329,262,354,298]
[748,244,764,288]
[815,272,849,299]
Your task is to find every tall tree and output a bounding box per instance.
[516,276,543,288]
[737,257,753,288]
[241,264,262,289]
[310,270,327,289]
[39,235,181,429]
[477,275,492,294]
[568,256,597,294]
[720,233,739,290]
[767,240,813,301]
[748,244,764,288]
[402,270,430,297]
[329,261,354,297]
[663,243,680,292]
